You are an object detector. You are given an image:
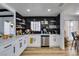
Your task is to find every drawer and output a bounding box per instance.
[0,44,13,56]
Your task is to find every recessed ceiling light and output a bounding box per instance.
[76,12,79,14]
[75,10,79,14]
[75,12,79,14]
[26,9,30,12]
[48,9,51,12]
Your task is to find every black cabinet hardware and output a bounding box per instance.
[4,44,11,48]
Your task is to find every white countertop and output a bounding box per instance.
[0,34,60,47]
[0,35,26,47]
[0,37,16,47]
[22,34,60,35]
[16,35,23,38]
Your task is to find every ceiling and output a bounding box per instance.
[0,4,14,15]
[1,3,79,16]
[7,3,63,16]
[60,3,79,15]
[0,4,5,9]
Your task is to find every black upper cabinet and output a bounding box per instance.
[16,12,60,34]
[24,14,60,34]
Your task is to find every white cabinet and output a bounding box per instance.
[15,36,24,55]
[15,35,27,56]
[12,40,19,56]
[0,38,17,56]
[0,35,28,56]
[0,46,4,56]
[4,44,13,56]
[27,34,41,47]
[23,35,28,48]
[0,43,13,56]
[49,34,60,47]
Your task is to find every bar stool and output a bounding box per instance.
[71,32,79,52]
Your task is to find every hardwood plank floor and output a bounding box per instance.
[21,47,78,56]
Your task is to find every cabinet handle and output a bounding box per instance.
[4,44,11,48]
[20,42,22,48]
[13,47,15,53]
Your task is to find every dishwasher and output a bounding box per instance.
[41,35,49,47]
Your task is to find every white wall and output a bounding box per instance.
[0,3,16,35]
[65,20,79,41]
[60,11,79,49]
[0,18,4,34]
[60,12,65,49]
[0,17,15,34]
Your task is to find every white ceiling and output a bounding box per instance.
[1,3,79,16]
[0,4,5,9]
[60,3,79,15]
[7,3,63,16]
[0,4,14,15]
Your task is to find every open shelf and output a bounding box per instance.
[16,12,60,35]
[24,14,60,34]
[16,12,26,35]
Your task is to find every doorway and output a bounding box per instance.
[64,20,79,48]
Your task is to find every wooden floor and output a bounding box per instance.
[21,47,78,56]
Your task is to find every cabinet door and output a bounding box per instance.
[0,47,5,56]
[13,38,24,56]
[19,38,24,55]
[3,44,13,56]
[18,37,23,48]
[13,41,19,56]
[27,35,41,47]
[56,35,60,47]
[49,35,58,47]
[23,36,27,48]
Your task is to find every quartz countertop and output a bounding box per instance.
[0,35,26,47]
[16,35,24,38]
[0,37,16,47]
